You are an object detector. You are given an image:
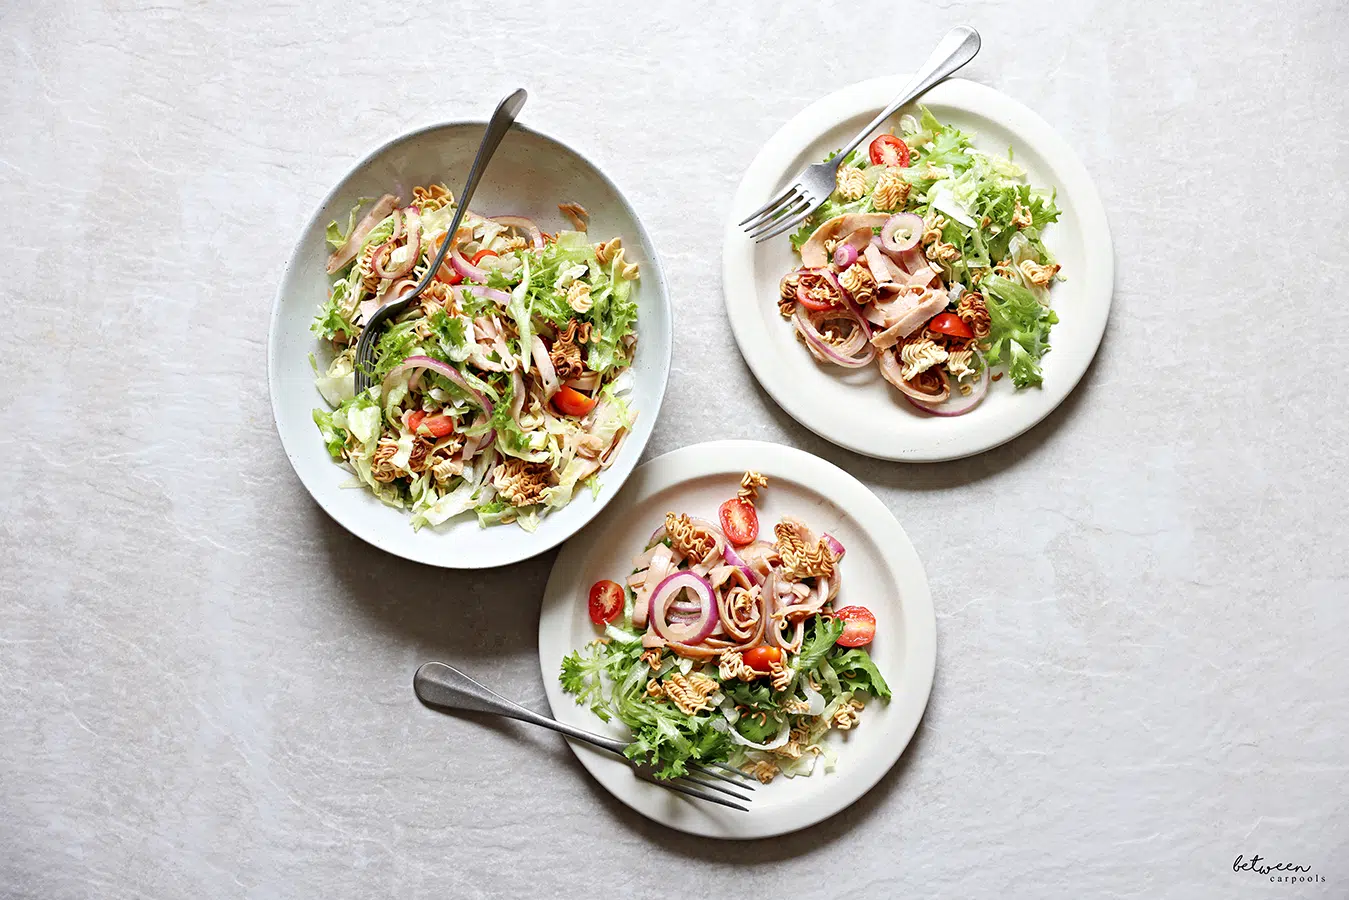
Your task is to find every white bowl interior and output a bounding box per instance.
[269,122,671,568]
[724,78,1113,461]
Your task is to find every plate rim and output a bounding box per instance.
[721,76,1114,462]
[266,119,674,569]
[537,439,936,839]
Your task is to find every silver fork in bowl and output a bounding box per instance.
[413,662,756,811]
[738,25,982,243]
[353,88,527,395]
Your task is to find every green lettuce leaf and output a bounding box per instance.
[980,274,1057,388]
[830,648,892,700]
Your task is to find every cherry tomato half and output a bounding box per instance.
[718,498,759,546]
[796,292,837,312]
[927,312,974,339]
[833,606,876,648]
[743,645,782,673]
[552,385,597,417]
[418,414,456,438]
[868,134,911,168]
[436,266,464,285]
[470,249,499,266]
[588,580,624,626]
[407,410,427,432]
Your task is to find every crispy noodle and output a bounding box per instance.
[1018,259,1061,287]
[872,167,911,212]
[835,166,867,201]
[493,458,553,506]
[566,280,593,314]
[717,648,758,682]
[660,672,719,716]
[645,678,665,699]
[946,348,975,381]
[744,759,780,784]
[665,512,716,560]
[549,319,591,380]
[1011,198,1033,229]
[737,471,768,505]
[831,698,864,731]
[768,659,793,692]
[774,520,837,582]
[955,292,991,338]
[839,263,877,306]
[900,337,948,381]
[558,202,589,232]
[640,647,663,671]
[782,697,812,715]
[412,183,453,212]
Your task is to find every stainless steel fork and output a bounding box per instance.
[353,88,527,395]
[412,662,756,811]
[738,25,982,243]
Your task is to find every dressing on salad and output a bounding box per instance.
[779,108,1062,416]
[561,473,889,783]
[312,185,639,531]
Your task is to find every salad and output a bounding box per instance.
[779,108,1063,416]
[561,473,890,783]
[311,186,639,531]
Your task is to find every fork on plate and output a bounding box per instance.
[738,25,982,243]
[413,662,757,811]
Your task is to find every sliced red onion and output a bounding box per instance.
[821,533,845,559]
[792,307,875,368]
[461,284,511,305]
[450,247,488,283]
[382,355,493,414]
[649,571,719,645]
[722,545,762,586]
[490,215,544,249]
[832,243,858,268]
[881,213,924,253]
[879,347,951,403]
[906,349,991,417]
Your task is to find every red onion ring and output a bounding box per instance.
[792,307,876,368]
[832,243,859,268]
[461,284,511,305]
[381,355,493,415]
[821,533,845,559]
[649,571,719,645]
[905,349,991,417]
[881,213,924,253]
[490,215,544,249]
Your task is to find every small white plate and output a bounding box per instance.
[538,440,935,838]
[268,121,672,568]
[723,77,1113,461]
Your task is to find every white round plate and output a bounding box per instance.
[268,121,672,568]
[538,440,935,838]
[723,77,1113,461]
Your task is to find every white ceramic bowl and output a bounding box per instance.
[723,77,1114,461]
[268,121,672,568]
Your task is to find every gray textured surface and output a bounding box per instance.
[2,1,1346,897]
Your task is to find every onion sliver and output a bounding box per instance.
[450,247,488,283]
[382,355,493,415]
[462,284,510,305]
[793,308,875,369]
[649,571,719,645]
[821,533,845,559]
[721,545,761,586]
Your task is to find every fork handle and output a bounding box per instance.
[835,25,981,163]
[413,662,629,755]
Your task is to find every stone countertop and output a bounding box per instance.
[2,1,1346,897]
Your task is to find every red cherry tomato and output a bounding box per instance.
[407,410,427,432]
[718,498,759,546]
[833,606,876,647]
[868,134,911,168]
[418,414,456,438]
[796,292,837,312]
[470,249,499,266]
[552,385,597,417]
[588,580,624,626]
[437,266,464,285]
[742,646,782,673]
[927,312,974,339]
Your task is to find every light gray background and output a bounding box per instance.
[3,1,1345,898]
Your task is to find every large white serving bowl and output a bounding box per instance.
[269,121,672,568]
